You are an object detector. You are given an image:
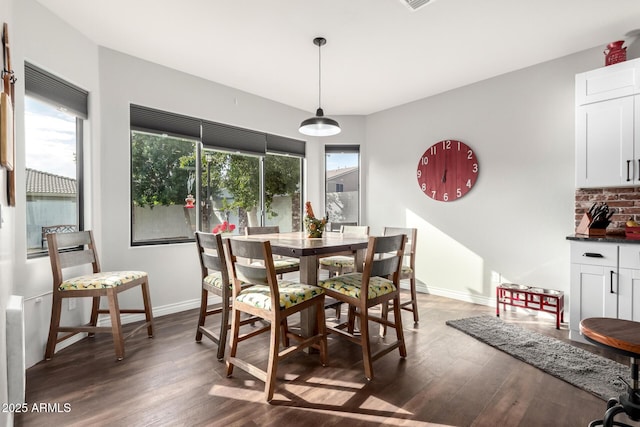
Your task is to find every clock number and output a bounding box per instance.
[442,140,451,150]
[467,149,473,160]
[430,146,437,155]
[431,190,436,198]
[466,179,472,188]
[457,141,461,151]
[472,163,478,173]
[443,193,448,201]
[422,183,427,191]
[417,169,422,178]
[421,156,429,165]
[456,188,462,197]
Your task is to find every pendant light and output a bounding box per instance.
[299,37,341,137]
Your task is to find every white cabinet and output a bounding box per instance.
[575,96,636,187]
[618,244,640,321]
[575,58,640,188]
[570,241,640,341]
[575,59,639,105]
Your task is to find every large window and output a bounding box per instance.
[325,145,360,230]
[131,131,198,244]
[131,105,305,244]
[198,151,303,235]
[25,63,87,256]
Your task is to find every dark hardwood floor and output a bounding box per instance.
[15,292,638,427]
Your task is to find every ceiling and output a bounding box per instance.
[34,0,640,115]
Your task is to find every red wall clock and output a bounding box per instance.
[416,139,479,202]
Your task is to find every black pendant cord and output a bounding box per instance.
[317,40,322,111]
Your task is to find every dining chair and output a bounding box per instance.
[45,230,154,361]
[225,237,328,402]
[319,225,369,278]
[318,234,407,380]
[245,226,300,276]
[382,227,419,325]
[195,231,247,360]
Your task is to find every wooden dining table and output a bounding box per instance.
[230,231,370,338]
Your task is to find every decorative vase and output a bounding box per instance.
[303,201,326,238]
[604,40,626,66]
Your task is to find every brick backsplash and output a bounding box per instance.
[575,187,640,235]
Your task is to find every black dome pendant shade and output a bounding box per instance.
[299,37,341,137]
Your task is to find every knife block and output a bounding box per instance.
[576,213,607,236]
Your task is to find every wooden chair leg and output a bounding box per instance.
[380,301,389,338]
[217,296,230,361]
[409,277,419,323]
[88,296,100,337]
[107,290,125,361]
[281,318,290,347]
[141,279,154,337]
[393,295,407,357]
[316,299,328,366]
[347,306,357,333]
[265,318,281,402]
[359,308,374,380]
[226,308,242,377]
[195,288,208,342]
[45,295,63,360]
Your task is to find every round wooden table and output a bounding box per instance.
[580,317,640,427]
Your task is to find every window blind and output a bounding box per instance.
[130,104,201,139]
[25,62,89,119]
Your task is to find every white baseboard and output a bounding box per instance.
[411,280,495,308]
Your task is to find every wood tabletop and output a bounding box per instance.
[230,231,369,258]
[579,317,640,357]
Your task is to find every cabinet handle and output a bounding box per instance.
[628,160,632,182]
[583,252,604,258]
[610,270,615,294]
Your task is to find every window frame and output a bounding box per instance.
[324,144,361,227]
[25,63,87,258]
[130,104,306,245]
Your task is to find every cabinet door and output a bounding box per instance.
[618,268,640,321]
[576,96,634,188]
[570,263,618,323]
[617,244,640,320]
[575,59,639,105]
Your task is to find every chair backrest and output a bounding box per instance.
[329,221,356,231]
[245,226,280,236]
[225,238,280,301]
[195,231,229,284]
[361,234,406,291]
[383,227,417,269]
[46,230,100,289]
[340,225,369,236]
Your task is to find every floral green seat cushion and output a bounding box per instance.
[203,271,229,289]
[319,256,355,268]
[235,281,324,310]
[273,258,300,270]
[318,273,396,299]
[59,271,147,291]
[401,265,413,274]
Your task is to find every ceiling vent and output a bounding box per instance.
[400,0,432,11]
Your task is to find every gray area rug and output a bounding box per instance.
[445,315,628,401]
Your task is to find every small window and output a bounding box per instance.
[25,63,87,257]
[325,145,360,227]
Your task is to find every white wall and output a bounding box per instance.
[364,47,607,307]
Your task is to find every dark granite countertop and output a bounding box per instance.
[566,234,640,244]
